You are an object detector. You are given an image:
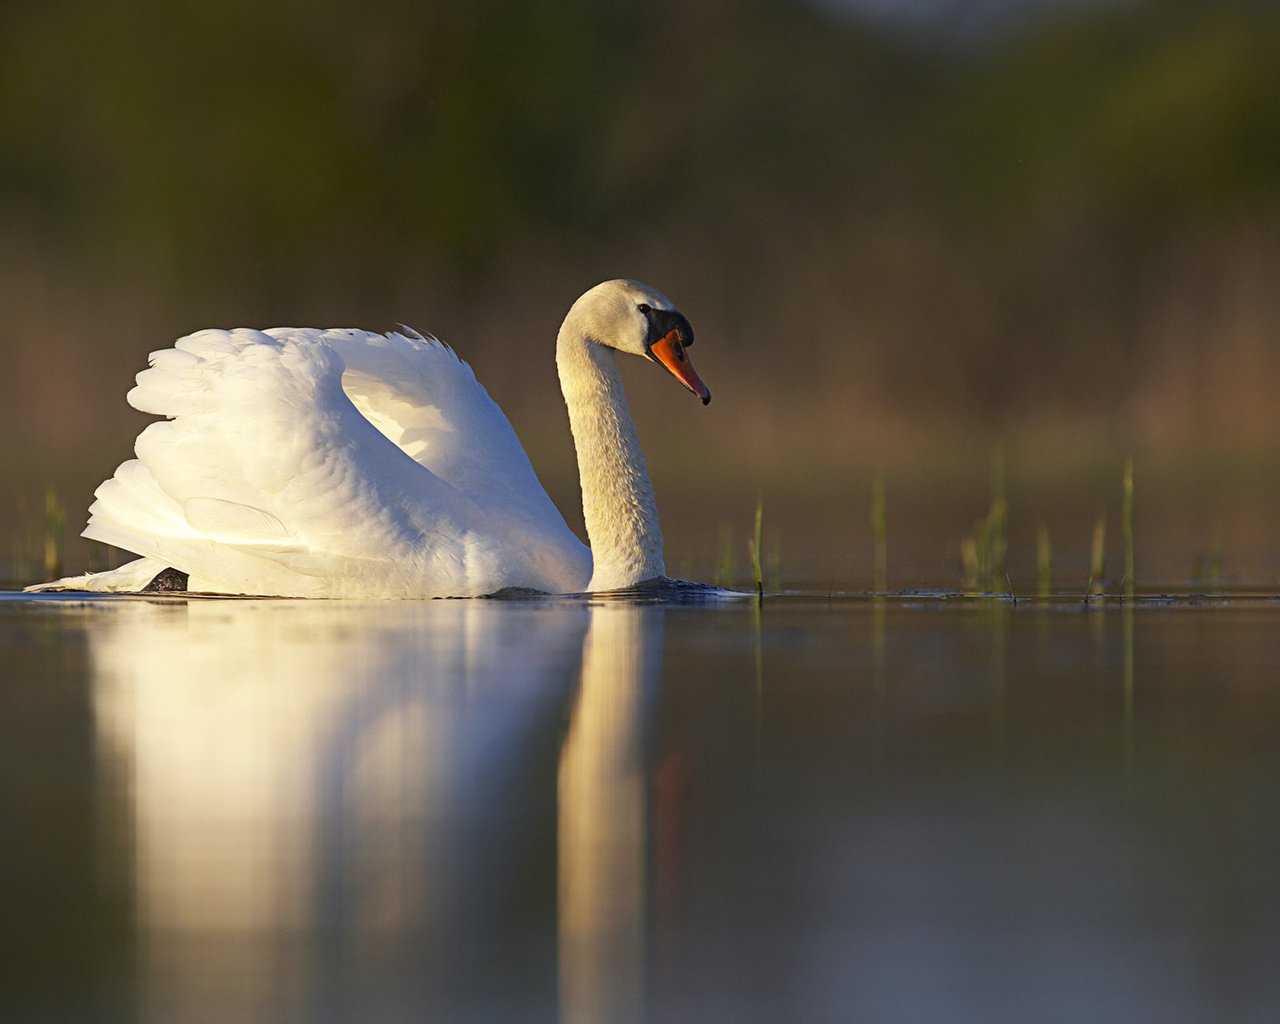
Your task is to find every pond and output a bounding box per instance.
[2,589,1279,1023]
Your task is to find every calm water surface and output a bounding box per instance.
[2,589,1279,1023]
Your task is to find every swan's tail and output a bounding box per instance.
[25,556,171,593]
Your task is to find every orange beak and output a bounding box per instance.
[650,330,711,405]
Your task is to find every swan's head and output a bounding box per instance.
[572,279,711,405]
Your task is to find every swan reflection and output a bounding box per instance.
[85,596,663,1023]
[559,602,662,1024]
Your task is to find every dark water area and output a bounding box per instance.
[2,589,1279,1023]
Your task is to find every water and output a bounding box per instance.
[2,589,1279,1023]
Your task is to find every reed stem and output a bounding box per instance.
[748,497,764,602]
[1088,510,1107,598]
[962,446,1008,594]
[43,487,65,580]
[1036,523,1052,599]
[1122,458,1135,600]
[871,472,887,593]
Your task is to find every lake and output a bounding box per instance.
[2,588,1278,1023]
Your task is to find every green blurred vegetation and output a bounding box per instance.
[6,1,1273,292]
[3,0,1280,580]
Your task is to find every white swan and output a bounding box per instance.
[31,279,710,598]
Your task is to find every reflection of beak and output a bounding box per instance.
[649,330,711,405]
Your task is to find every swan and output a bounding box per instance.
[30,279,711,598]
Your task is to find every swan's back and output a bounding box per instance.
[69,327,590,598]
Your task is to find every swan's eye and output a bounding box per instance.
[637,303,651,314]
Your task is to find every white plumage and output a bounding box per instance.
[31,279,710,598]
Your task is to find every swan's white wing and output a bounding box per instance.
[310,328,562,523]
[80,329,590,597]
[307,327,590,585]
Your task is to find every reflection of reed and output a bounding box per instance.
[871,597,887,774]
[989,604,1008,761]
[558,604,662,1024]
[1123,603,1135,768]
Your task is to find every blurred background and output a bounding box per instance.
[3,0,1280,588]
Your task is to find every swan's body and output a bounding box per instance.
[31,280,710,598]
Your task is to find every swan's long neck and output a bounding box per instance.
[557,325,665,591]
